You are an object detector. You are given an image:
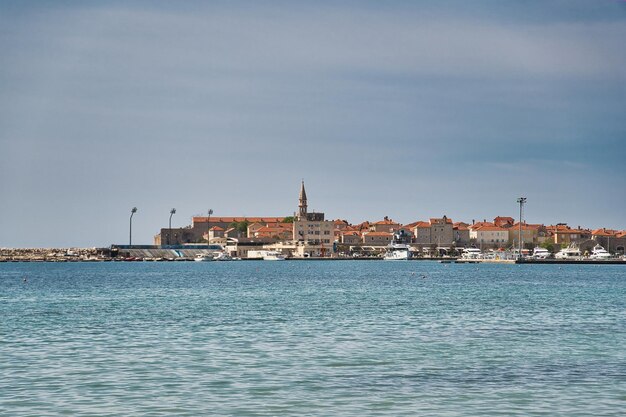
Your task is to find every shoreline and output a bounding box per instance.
[2,257,625,265]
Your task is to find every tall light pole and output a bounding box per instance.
[168,208,176,245]
[129,207,137,246]
[517,197,527,260]
[206,208,213,246]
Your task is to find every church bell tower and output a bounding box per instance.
[298,181,308,220]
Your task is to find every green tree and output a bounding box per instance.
[229,220,250,235]
[282,216,295,223]
[539,241,555,253]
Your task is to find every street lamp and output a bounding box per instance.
[129,207,137,246]
[168,208,176,245]
[517,197,527,260]
[207,208,213,245]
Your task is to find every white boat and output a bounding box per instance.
[555,245,582,260]
[461,247,482,259]
[589,244,611,260]
[194,253,214,262]
[214,252,233,261]
[384,243,412,260]
[532,247,551,259]
[263,251,286,261]
[384,230,413,261]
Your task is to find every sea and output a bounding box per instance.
[1,261,625,416]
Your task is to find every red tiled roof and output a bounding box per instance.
[402,221,420,229]
[373,219,399,225]
[592,228,618,236]
[469,222,494,229]
[430,217,453,224]
[511,222,540,231]
[410,221,430,229]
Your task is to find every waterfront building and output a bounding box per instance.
[154,226,196,246]
[203,226,225,243]
[429,216,454,246]
[453,222,470,246]
[361,231,393,245]
[155,216,287,245]
[409,216,454,247]
[253,225,293,240]
[470,225,509,248]
[508,222,547,248]
[292,181,334,257]
[340,231,362,245]
[546,224,591,245]
[410,221,431,245]
[224,237,275,259]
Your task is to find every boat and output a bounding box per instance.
[214,251,233,261]
[194,253,214,262]
[384,243,412,260]
[589,244,611,260]
[555,245,582,260]
[461,247,482,259]
[532,247,551,259]
[263,251,286,261]
[384,230,412,261]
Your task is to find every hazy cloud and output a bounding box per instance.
[1,1,625,246]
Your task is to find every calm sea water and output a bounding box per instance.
[1,261,625,416]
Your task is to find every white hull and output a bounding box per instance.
[590,245,611,260]
[263,251,286,261]
[214,252,233,261]
[194,256,213,262]
[263,255,285,261]
[384,250,411,260]
[532,248,551,259]
[462,249,482,259]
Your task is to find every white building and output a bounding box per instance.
[469,225,509,247]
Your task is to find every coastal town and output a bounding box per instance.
[147,182,625,261]
[4,182,623,263]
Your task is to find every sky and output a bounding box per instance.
[1,0,625,247]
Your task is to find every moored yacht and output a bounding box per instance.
[194,253,214,262]
[589,244,611,260]
[384,230,412,261]
[555,245,581,260]
[461,247,482,259]
[214,251,233,261]
[532,247,551,259]
[263,251,286,261]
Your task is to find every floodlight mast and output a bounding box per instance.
[207,209,213,245]
[129,207,138,245]
[168,208,176,245]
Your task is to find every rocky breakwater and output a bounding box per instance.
[0,247,111,262]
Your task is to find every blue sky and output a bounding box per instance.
[1,0,625,247]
